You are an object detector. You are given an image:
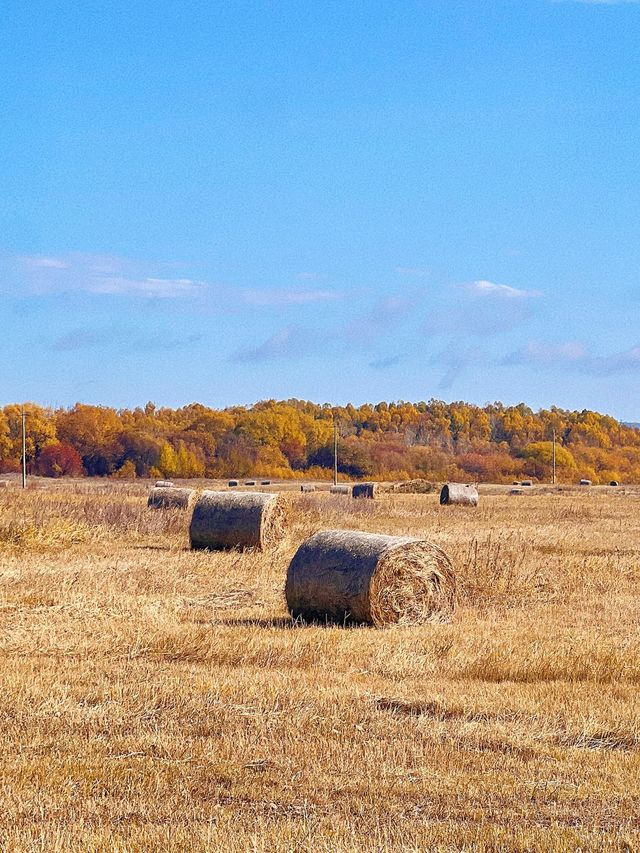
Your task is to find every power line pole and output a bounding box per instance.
[552,428,556,486]
[21,407,27,489]
[333,419,338,486]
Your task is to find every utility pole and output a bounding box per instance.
[21,407,27,489]
[333,419,338,486]
[552,428,557,486]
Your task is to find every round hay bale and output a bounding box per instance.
[261,480,271,485]
[245,480,256,486]
[610,480,619,487]
[155,480,174,488]
[439,483,478,506]
[510,488,523,495]
[330,485,350,495]
[520,480,533,487]
[286,529,456,627]
[580,479,592,486]
[148,486,194,509]
[228,480,239,487]
[300,484,316,492]
[352,482,377,499]
[189,490,287,551]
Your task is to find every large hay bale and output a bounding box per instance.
[352,482,377,499]
[439,483,478,506]
[155,480,174,488]
[580,479,592,486]
[610,480,619,487]
[300,484,316,492]
[189,490,287,551]
[391,479,437,494]
[330,485,350,495]
[285,529,456,627]
[148,486,194,509]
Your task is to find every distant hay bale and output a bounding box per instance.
[245,480,256,486]
[352,483,377,499]
[439,483,479,506]
[330,485,350,495]
[155,480,174,488]
[510,488,524,495]
[391,479,437,494]
[285,529,456,627]
[147,486,194,510]
[261,480,271,485]
[228,480,239,487]
[610,480,619,487]
[520,480,533,487]
[580,479,592,486]
[189,490,287,551]
[300,484,316,492]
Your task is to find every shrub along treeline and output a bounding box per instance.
[1,399,639,484]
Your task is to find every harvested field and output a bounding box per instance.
[0,478,639,850]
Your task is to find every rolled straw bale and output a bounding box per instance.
[391,479,437,494]
[330,485,350,495]
[286,529,455,627]
[261,480,271,485]
[189,490,287,551]
[352,482,377,499]
[510,488,523,495]
[610,480,619,487]
[580,478,592,486]
[439,483,478,507]
[245,480,256,486]
[300,484,316,492]
[228,480,239,487]
[520,480,533,487]
[148,486,194,509]
[155,480,174,488]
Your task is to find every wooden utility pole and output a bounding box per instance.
[552,429,557,486]
[333,419,338,486]
[21,408,27,489]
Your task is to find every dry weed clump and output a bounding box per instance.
[0,480,639,849]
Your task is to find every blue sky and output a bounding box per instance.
[2,0,640,417]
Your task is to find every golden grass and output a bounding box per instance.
[0,480,639,850]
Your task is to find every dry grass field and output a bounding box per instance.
[0,479,639,851]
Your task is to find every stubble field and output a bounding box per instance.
[0,479,639,851]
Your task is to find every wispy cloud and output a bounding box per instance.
[52,326,203,353]
[241,288,340,306]
[232,326,323,363]
[469,280,542,299]
[503,340,588,365]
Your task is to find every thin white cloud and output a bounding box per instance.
[503,340,588,365]
[470,280,542,299]
[241,288,340,306]
[23,256,70,270]
[90,276,198,298]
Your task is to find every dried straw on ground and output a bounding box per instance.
[352,482,377,499]
[439,483,479,507]
[286,529,456,627]
[0,481,8,489]
[155,480,174,488]
[147,486,194,510]
[300,484,316,492]
[189,490,287,551]
[330,485,350,495]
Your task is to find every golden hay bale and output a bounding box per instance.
[300,484,316,492]
[330,484,350,495]
[352,482,377,499]
[520,480,533,487]
[510,488,524,495]
[155,480,174,488]
[148,486,194,509]
[580,479,592,486]
[285,529,456,627]
[390,479,438,494]
[228,480,239,487]
[189,490,287,551]
[245,480,256,486]
[439,483,478,506]
[261,480,271,485]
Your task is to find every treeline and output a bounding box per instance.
[1,399,639,484]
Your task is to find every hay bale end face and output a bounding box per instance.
[352,482,377,499]
[300,484,316,492]
[330,485,350,495]
[580,479,592,486]
[520,480,533,487]
[245,480,256,486]
[155,480,174,488]
[286,529,456,627]
[228,480,239,487]
[610,480,619,487]
[189,490,287,551]
[439,483,479,506]
[148,486,194,510]
[261,480,271,485]
[510,488,523,495]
